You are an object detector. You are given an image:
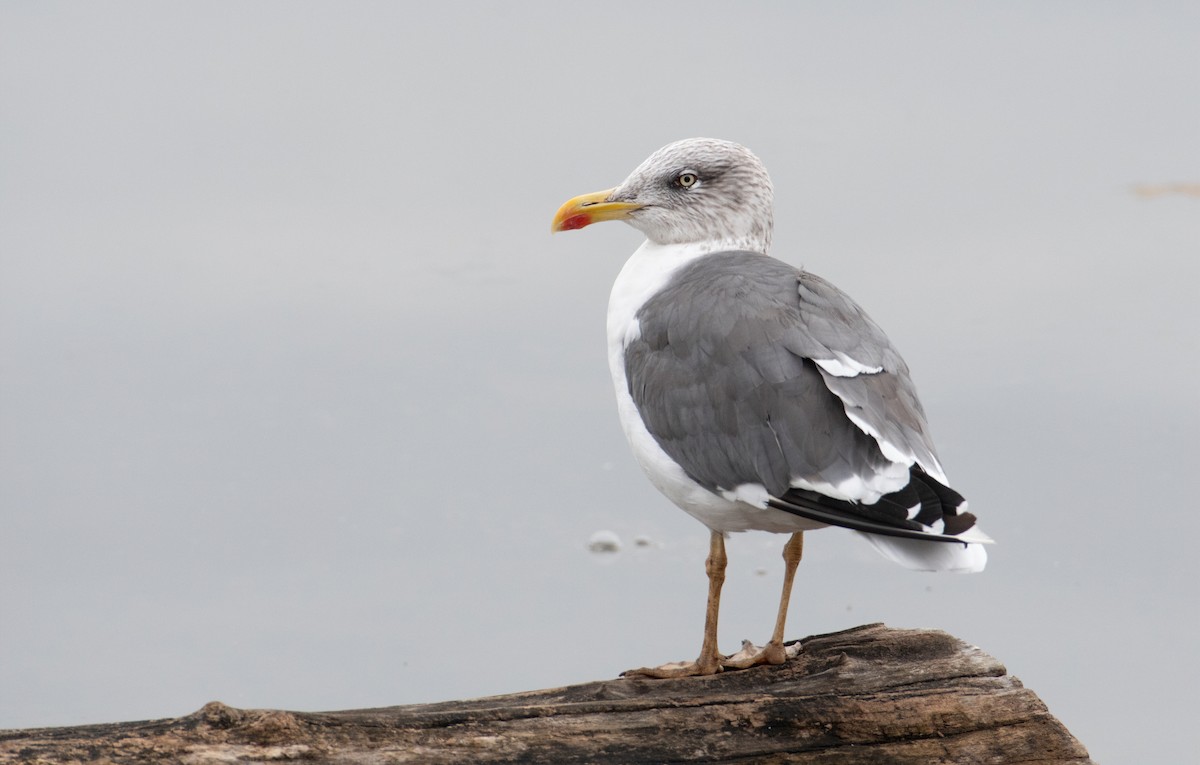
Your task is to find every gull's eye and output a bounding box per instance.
[676,172,699,189]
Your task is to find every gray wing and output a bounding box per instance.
[792,271,945,481]
[626,251,959,535]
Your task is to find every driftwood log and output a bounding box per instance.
[1,624,1091,764]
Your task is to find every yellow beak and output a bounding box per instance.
[550,188,642,233]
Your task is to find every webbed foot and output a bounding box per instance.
[721,639,800,669]
[621,652,724,678]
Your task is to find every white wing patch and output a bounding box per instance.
[789,462,909,505]
[813,352,883,378]
[813,353,951,484]
[843,409,918,467]
[719,482,771,508]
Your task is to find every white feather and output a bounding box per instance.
[859,533,988,573]
[813,353,883,377]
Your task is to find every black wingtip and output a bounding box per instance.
[767,468,985,544]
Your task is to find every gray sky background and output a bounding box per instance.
[2,3,1197,762]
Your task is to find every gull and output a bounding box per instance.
[552,138,990,677]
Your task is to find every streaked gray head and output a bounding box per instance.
[610,138,774,252]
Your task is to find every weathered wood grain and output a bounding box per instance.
[0,624,1092,764]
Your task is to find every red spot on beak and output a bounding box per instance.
[558,213,592,231]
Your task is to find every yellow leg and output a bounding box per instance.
[695,530,728,673]
[622,530,727,678]
[725,531,804,669]
[770,532,804,648]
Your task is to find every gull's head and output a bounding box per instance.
[551,138,774,253]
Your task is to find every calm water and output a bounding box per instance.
[2,5,1197,763]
